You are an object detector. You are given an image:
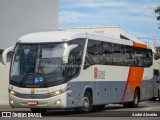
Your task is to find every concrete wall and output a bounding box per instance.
[0,55,10,105]
[62,26,121,38]
[0,0,58,50]
[61,26,144,44]
[0,0,58,106]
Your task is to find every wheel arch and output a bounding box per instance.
[82,86,93,103]
[83,86,93,97]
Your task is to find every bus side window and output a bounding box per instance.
[148,50,153,66]
[134,48,143,67]
[143,49,153,67]
[103,42,113,65]
[66,38,85,79]
[124,46,133,66]
[112,44,124,66]
[99,42,105,65]
[84,40,101,69]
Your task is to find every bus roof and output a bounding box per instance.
[18,31,147,48]
[19,31,86,43]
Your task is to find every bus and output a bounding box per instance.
[2,31,154,113]
[152,46,160,101]
[153,59,160,100]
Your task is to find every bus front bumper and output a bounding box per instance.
[9,93,67,109]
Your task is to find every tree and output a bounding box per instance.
[155,5,160,29]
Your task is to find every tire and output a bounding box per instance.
[30,108,47,115]
[123,89,140,108]
[158,90,160,101]
[79,91,92,113]
[130,89,140,108]
[123,102,130,108]
[150,97,156,101]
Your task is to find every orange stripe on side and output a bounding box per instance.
[133,42,147,49]
[128,67,144,94]
[122,67,144,102]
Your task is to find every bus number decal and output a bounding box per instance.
[94,67,105,79]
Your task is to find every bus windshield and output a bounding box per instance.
[10,39,85,88]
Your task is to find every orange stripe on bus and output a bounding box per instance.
[133,42,147,49]
[128,67,144,95]
[122,67,144,102]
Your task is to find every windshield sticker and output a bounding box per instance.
[34,77,43,83]
[31,88,35,94]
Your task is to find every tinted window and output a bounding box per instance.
[103,42,113,65]
[112,44,124,65]
[124,46,134,66]
[84,40,101,69]
[133,48,144,67]
[66,39,85,79]
[84,39,153,69]
[141,49,152,67]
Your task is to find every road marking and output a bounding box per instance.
[144,106,160,111]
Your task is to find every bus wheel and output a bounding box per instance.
[30,108,47,115]
[123,103,130,108]
[158,90,160,101]
[130,89,140,108]
[80,91,92,112]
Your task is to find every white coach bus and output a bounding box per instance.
[2,31,153,113]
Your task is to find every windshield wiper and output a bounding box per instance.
[19,73,34,87]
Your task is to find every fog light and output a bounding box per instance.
[10,99,14,105]
[54,99,61,106]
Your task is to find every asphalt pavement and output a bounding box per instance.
[1,101,160,119]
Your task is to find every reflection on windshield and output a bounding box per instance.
[11,43,65,86]
[10,39,85,88]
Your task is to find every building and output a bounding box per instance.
[60,26,145,44]
[0,0,58,105]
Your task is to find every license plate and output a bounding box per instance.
[28,101,38,105]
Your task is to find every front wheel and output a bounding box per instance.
[79,91,92,113]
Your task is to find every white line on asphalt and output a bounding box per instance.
[144,106,160,111]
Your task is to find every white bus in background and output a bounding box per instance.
[151,46,160,101]
[153,59,160,100]
[2,31,153,114]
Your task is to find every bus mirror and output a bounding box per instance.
[2,46,14,65]
[63,44,78,64]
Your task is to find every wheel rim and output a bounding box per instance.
[82,96,90,111]
[134,93,138,105]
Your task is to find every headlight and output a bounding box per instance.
[50,87,70,96]
[9,89,18,96]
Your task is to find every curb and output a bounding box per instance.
[0,105,10,109]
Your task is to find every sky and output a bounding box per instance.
[59,0,160,45]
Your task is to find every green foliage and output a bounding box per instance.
[155,5,160,28]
